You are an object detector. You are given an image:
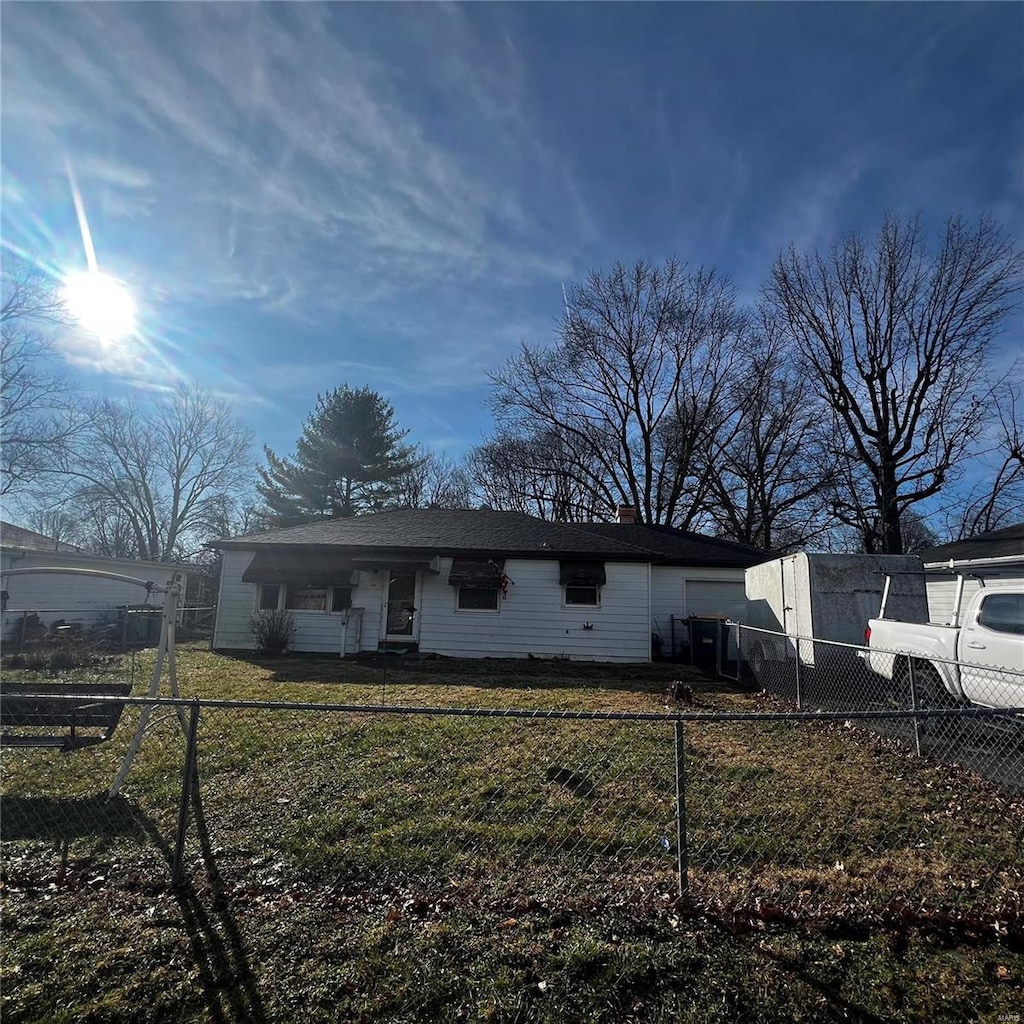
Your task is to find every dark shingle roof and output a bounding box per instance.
[217,508,768,567]
[575,522,772,567]
[918,522,1024,565]
[1,521,81,553]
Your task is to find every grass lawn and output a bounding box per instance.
[2,643,1022,1023]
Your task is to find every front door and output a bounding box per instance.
[385,573,418,638]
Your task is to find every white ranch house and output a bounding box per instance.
[212,507,767,663]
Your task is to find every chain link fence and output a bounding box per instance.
[732,622,1024,794]
[2,693,1020,918]
[4,684,1022,1021]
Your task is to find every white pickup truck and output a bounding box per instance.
[866,583,1024,709]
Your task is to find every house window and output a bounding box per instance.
[559,561,606,607]
[257,583,353,613]
[457,587,500,611]
[449,556,503,612]
[285,587,328,611]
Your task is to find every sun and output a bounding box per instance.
[62,270,137,342]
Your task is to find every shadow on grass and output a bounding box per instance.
[741,930,894,1024]
[0,794,146,841]
[219,649,741,696]
[167,767,269,1024]
[3,787,267,1023]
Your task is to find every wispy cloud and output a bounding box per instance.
[2,4,577,318]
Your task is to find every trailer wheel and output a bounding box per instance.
[750,643,767,686]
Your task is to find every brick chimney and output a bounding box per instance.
[615,505,637,525]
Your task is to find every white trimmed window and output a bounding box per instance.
[449,557,503,613]
[257,584,353,613]
[559,561,605,607]
[564,585,599,606]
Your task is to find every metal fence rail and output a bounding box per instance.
[2,693,1021,928]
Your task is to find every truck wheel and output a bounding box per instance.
[912,662,948,708]
[912,662,951,737]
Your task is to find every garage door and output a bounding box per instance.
[684,579,747,619]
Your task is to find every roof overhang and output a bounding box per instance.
[242,549,441,583]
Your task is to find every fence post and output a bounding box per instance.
[794,637,803,709]
[674,719,689,896]
[172,699,202,888]
[21,610,28,645]
[907,653,922,757]
[735,624,742,683]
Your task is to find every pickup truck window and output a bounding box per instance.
[977,594,1024,636]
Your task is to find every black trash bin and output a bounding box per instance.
[688,617,721,671]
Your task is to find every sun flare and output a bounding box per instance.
[62,270,137,342]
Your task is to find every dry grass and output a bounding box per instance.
[2,643,1022,1023]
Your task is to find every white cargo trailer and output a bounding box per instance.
[742,553,928,669]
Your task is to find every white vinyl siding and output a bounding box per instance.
[214,549,753,663]
[417,558,649,662]
[650,565,747,653]
[924,571,1024,626]
[213,550,373,654]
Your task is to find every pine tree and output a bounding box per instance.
[257,386,420,526]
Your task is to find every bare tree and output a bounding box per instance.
[58,382,254,561]
[468,429,606,521]
[1,258,82,494]
[394,447,472,509]
[709,312,835,551]
[768,214,1022,554]
[22,508,85,549]
[488,259,744,526]
[946,378,1024,538]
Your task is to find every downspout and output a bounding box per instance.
[647,561,653,663]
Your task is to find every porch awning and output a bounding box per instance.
[559,560,606,587]
[448,557,504,589]
[242,549,357,586]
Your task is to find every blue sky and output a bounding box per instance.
[2,2,1022,463]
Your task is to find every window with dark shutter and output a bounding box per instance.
[558,561,606,587]
[559,561,605,606]
[450,558,504,612]
[448,558,504,588]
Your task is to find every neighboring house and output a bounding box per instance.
[917,523,1024,625]
[0,521,189,641]
[212,507,767,662]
